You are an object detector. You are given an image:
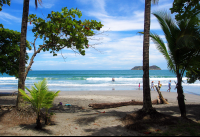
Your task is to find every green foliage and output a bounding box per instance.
[19,78,60,126]
[186,60,200,83]
[28,7,103,56]
[170,0,200,83]
[170,0,200,25]
[0,0,10,11]
[0,28,31,77]
[139,11,200,80]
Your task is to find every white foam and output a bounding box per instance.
[47,83,139,87]
[0,77,17,80]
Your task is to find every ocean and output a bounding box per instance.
[0,70,199,95]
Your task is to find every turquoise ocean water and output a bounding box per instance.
[0,70,199,95]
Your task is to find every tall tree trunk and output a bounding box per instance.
[16,0,29,110]
[142,0,153,111]
[177,72,186,117]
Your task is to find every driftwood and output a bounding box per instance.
[88,98,168,109]
[154,85,169,104]
[89,86,169,109]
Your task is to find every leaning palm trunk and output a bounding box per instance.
[142,0,153,111]
[17,0,30,110]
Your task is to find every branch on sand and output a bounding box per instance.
[154,85,169,104]
[89,86,169,109]
[88,98,168,109]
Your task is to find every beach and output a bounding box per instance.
[0,89,200,136]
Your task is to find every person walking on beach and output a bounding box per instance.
[138,83,140,90]
[158,81,162,90]
[151,81,155,91]
[167,80,171,92]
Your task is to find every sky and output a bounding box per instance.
[0,0,176,70]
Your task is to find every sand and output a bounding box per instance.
[0,90,200,136]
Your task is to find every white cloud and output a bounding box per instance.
[0,12,21,23]
[77,0,106,14]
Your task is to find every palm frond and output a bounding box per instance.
[149,33,175,72]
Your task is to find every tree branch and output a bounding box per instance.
[24,44,47,80]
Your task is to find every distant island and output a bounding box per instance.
[131,65,161,70]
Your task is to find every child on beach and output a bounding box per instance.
[158,81,162,90]
[151,81,155,91]
[138,83,140,90]
[167,80,171,92]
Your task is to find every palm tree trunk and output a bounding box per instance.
[16,0,30,110]
[142,0,153,111]
[177,72,186,117]
[36,112,42,129]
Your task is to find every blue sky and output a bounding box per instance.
[0,0,175,70]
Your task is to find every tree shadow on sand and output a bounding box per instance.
[48,103,93,114]
[73,104,200,136]
[18,123,54,135]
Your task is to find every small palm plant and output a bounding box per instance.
[42,91,60,125]
[19,78,60,129]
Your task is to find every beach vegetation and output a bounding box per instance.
[17,5,103,110]
[17,0,42,112]
[170,0,200,26]
[170,0,200,84]
[0,0,10,11]
[139,10,200,117]
[19,78,60,129]
[0,28,31,78]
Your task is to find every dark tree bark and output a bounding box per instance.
[142,0,153,111]
[16,0,29,110]
[35,113,42,129]
[177,71,186,117]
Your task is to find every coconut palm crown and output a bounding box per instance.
[139,11,200,117]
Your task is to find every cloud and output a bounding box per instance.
[80,0,174,32]
[0,12,21,23]
[77,0,106,14]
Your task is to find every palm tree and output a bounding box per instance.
[142,0,158,112]
[17,0,42,110]
[19,78,60,129]
[141,11,200,117]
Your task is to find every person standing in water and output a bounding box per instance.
[112,78,115,82]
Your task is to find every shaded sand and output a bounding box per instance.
[0,90,200,136]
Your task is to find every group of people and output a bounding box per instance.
[150,80,171,92]
[112,78,172,92]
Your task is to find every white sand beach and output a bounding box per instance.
[0,90,200,136]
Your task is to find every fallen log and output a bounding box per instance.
[88,98,168,109]
[154,85,169,104]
